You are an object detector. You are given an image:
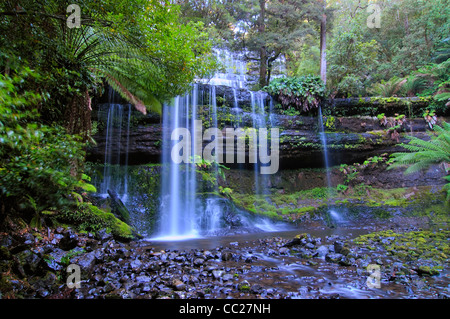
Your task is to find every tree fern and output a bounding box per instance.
[368,76,405,97]
[388,122,450,199]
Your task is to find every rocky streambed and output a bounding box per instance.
[1,217,449,299]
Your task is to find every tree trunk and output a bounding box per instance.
[260,47,268,88]
[258,0,268,88]
[319,3,327,85]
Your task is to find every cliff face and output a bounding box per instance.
[87,84,448,169]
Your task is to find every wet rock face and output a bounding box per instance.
[87,84,450,169]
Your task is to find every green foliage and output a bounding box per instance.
[368,58,449,117]
[353,229,450,265]
[193,156,229,192]
[60,248,86,267]
[0,67,85,216]
[219,186,233,198]
[0,0,217,121]
[327,24,379,97]
[328,0,450,97]
[291,40,321,77]
[263,75,326,112]
[339,154,390,187]
[339,164,360,185]
[279,107,301,117]
[388,122,450,199]
[176,0,324,87]
[368,77,406,97]
[336,184,348,194]
[432,37,450,64]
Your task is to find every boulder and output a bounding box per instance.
[70,251,97,277]
[107,189,131,224]
[46,248,67,271]
[325,253,344,264]
[315,245,329,258]
[221,251,234,261]
[15,250,44,276]
[59,229,79,251]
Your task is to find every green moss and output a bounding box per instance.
[238,284,250,292]
[335,199,350,205]
[57,203,138,241]
[418,265,441,276]
[353,229,450,264]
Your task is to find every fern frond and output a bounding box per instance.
[389,123,450,178]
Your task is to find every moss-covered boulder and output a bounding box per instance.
[57,203,141,242]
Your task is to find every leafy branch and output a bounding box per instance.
[263,75,326,113]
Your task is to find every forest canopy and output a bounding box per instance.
[175,0,449,106]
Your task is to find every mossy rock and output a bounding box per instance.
[417,265,441,276]
[57,203,141,242]
[237,280,251,292]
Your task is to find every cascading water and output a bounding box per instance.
[155,49,285,240]
[318,106,345,225]
[158,87,199,240]
[98,90,132,203]
[318,106,332,189]
[207,49,247,89]
[250,91,270,196]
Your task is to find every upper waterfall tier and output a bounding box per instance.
[206,50,248,89]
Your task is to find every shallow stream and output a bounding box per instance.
[140,224,450,299]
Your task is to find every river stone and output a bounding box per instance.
[206,265,218,272]
[417,265,440,276]
[221,251,233,261]
[203,251,214,259]
[326,253,344,263]
[251,284,263,294]
[238,280,251,292]
[71,251,96,276]
[171,278,186,291]
[334,241,344,254]
[23,233,35,245]
[136,275,152,284]
[96,229,113,242]
[316,245,329,258]
[194,258,205,266]
[16,249,43,275]
[46,248,67,271]
[212,270,225,279]
[130,258,142,271]
[222,274,234,281]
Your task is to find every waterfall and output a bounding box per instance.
[209,85,220,193]
[318,106,345,225]
[207,49,247,89]
[99,97,132,203]
[318,106,332,189]
[250,91,269,196]
[154,49,285,240]
[158,87,199,240]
